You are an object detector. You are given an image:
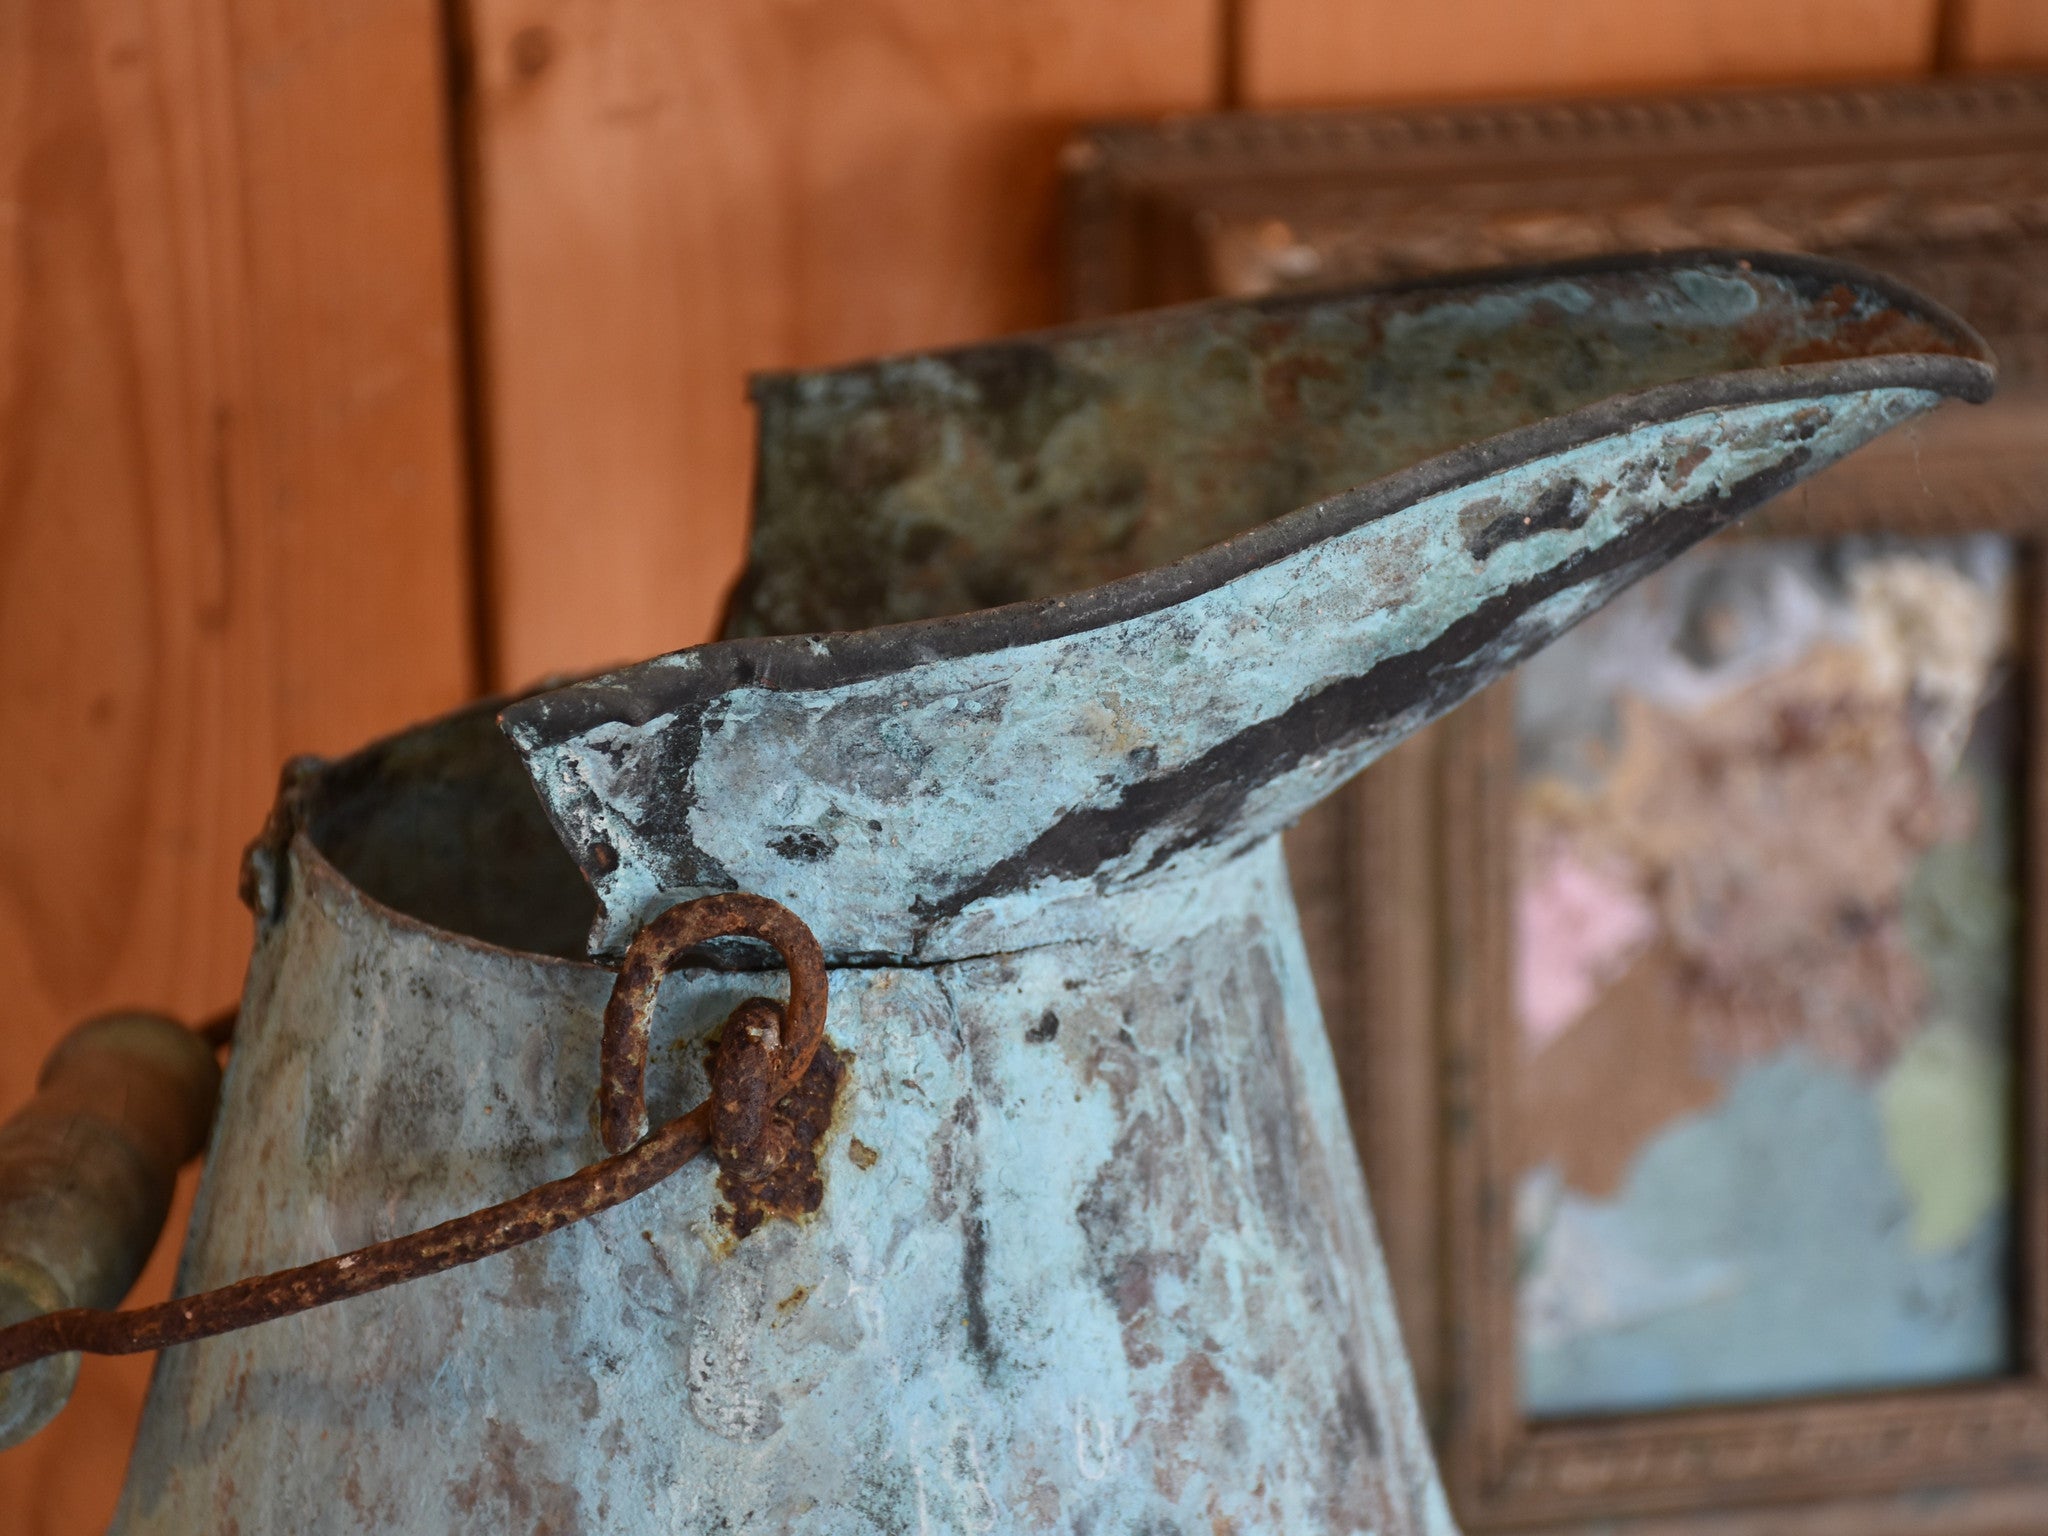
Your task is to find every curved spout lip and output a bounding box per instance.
[503,248,1994,960]
[513,250,1991,741]
[745,246,1994,399]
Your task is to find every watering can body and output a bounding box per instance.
[105,253,1989,1532]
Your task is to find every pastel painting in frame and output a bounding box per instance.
[1514,531,2020,1415]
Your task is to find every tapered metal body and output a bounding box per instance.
[113,254,1990,1532]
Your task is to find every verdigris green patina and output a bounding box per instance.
[108,251,1990,1534]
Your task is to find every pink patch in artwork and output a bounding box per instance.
[1517,847,1658,1049]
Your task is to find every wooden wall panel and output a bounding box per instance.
[1952,0,2048,65]
[0,0,2003,1528]
[0,1,474,1530]
[464,0,1220,687]
[1239,0,1941,107]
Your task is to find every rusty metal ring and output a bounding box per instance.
[0,894,829,1379]
[600,891,829,1155]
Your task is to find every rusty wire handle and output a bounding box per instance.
[0,893,827,1403]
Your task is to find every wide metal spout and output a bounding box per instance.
[505,251,1991,963]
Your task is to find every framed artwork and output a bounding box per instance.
[1065,77,2048,1532]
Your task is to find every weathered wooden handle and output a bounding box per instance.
[0,1013,220,1448]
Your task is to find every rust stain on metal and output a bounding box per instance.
[715,1037,843,1240]
[1760,282,1972,367]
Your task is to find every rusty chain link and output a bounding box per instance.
[0,892,828,1379]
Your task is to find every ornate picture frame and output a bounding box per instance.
[1065,77,2048,1532]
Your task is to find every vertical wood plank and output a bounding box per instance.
[0,1,474,1529]
[1238,0,1941,108]
[1950,0,2048,65]
[464,0,1220,686]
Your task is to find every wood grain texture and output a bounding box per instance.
[0,0,474,1528]
[1951,0,2048,65]
[462,0,1219,687]
[1238,0,1940,107]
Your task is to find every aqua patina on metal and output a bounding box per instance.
[93,252,1990,1532]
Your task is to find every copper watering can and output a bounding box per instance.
[0,252,1992,1532]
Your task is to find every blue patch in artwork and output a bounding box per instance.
[1519,1048,2012,1416]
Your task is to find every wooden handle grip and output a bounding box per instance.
[0,1012,221,1448]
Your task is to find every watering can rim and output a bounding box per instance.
[250,781,1312,980]
[243,742,839,978]
[510,247,1991,744]
[230,755,598,973]
[277,819,613,976]
[741,244,1990,393]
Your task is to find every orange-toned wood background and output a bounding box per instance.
[2,0,2042,1528]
